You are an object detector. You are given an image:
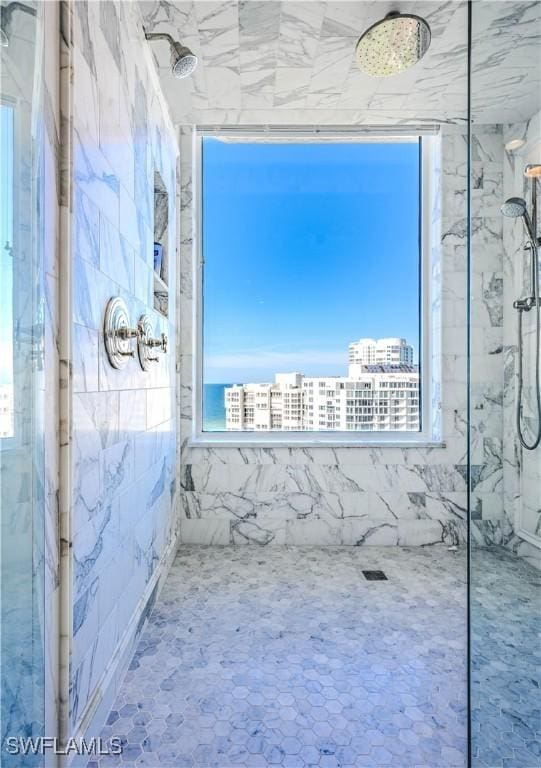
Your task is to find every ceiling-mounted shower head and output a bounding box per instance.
[0,2,37,48]
[144,30,198,79]
[355,12,431,77]
[501,197,537,245]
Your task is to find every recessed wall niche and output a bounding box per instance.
[153,170,169,317]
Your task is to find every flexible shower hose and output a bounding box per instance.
[516,244,541,450]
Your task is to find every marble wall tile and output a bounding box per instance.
[68,0,180,743]
[320,1,368,37]
[237,0,273,38]
[72,323,98,392]
[276,1,325,68]
[288,517,342,545]
[467,127,506,546]
[274,67,312,108]
[180,518,230,545]
[307,36,353,96]
[195,1,240,67]
[205,66,242,109]
[75,187,100,268]
[99,213,135,293]
[72,251,113,331]
[73,131,120,225]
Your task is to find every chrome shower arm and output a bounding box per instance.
[1,2,37,23]
[144,31,176,46]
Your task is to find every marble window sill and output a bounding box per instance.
[189,437,447,449]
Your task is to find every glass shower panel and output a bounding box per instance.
[470,2,541,766]
[0,1,45,765]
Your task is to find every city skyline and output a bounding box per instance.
[202,138,420,383]
[203,336,419,432]
[223,336,419,433]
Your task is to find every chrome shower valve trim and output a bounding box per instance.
[104,297,139,369]
[137,314,168,371]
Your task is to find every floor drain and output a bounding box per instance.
[362,570,387,581]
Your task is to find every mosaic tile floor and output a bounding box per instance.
[92,546,467,767]
[471,547,541,768]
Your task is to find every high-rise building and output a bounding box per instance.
[224,340,419,432]
[348,337,414,366]
[301,367,419,432]
[225,373,304,431]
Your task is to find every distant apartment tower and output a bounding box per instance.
[224,360,419,433]
[348,337,414,367]
[225,373,304,431]
[302,366,419,431]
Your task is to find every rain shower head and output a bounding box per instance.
[144,30,198,79]
[501,197,537,245]
[355,12,431,77]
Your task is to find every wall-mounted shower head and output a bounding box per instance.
[501,197,537,247]
[169,41,198,79]
[144,30,198,79]
[0,2,37,48]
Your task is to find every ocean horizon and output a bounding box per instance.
[203,383,233,431]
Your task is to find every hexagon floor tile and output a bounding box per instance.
[90,546,470,767]
[471,547,541,768]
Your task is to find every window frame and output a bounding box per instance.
[191,127,440,447]
[0,99,17,448]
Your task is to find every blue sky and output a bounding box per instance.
[203,138,420,384]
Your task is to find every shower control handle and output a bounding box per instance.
[115,326,139,340]
[514,296,540,312]
[137,315,168,371]
[146,333,168,353]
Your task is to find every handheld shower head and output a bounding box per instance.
[501,197,537,247]
[501,197,528,218]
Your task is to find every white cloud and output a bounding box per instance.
[206,348,346,372]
